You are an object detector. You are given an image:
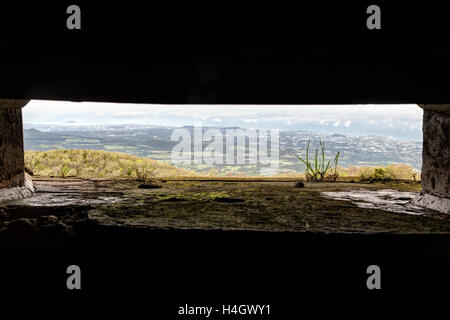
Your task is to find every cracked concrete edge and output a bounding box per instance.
[413,192,450,214]
[0,174,34,203]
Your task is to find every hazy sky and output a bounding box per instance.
[23,100,423,141]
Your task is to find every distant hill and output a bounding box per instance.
[24,128,48,137]
[22,124,422,175]
[24,150,195,178]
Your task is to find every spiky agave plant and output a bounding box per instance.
[295,139,340,182]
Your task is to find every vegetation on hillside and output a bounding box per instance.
[24,150,195,178]
[331,164,419,181]
[24,149,420,181]
[355,164,419,181]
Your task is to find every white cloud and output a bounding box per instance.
[22,100,422,139]
[113,111,150,116]
[242,119,259,123]
[23,101,421,124]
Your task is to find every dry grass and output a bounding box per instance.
[336,164,420,181]
[25,150,196,178]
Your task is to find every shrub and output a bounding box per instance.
[384,164,418,180]
[135,163,158,182]
[372,168,386,180]
[357,164,419,181]
[358,166,375,180]
[59,165,70,178]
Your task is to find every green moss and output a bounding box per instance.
[152,191,233,202]
[82,179,450,234]
[192,191,231,199]
[156,194,189,202]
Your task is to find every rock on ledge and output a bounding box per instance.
[0,173,34,202]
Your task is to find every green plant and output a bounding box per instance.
[295,139,340,182]
[60,165,70,178]
[360,167,393,182]
[134,163,158,182]
[373,168,386,180]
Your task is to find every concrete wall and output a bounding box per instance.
[414,105,450,213]
[0,99,29,189]
[1,99,448,213]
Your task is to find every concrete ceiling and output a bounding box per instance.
[0,3,449,104]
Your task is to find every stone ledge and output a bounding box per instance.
[0,174,34,203]
[413,192,450,214]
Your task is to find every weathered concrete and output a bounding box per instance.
[0,99,29,192]
[414,105,450,214]
[0,173,34,202]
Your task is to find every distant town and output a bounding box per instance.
[23,123,422,176]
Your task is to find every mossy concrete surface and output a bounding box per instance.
[1,177,449,236]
